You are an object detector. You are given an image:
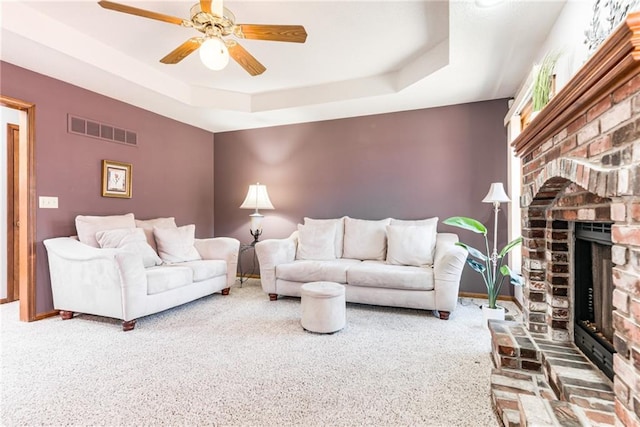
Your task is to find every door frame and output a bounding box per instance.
[4,123,19,303]
[1,95,36,321]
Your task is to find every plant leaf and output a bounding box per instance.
[498,236,523,257]
[455,242,488,261]
[443,216,487,235]
[532,50,561,111]
[467,258,486,273]
[509,275,524,286]
[510,275,525,287]
[499,265,525,287]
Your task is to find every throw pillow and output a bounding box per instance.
[342,217,391,260]
[304,217,346,258]
[386,224,437,267]
[96,228,163,268]
[296,222,337,260]
[75,213,136,248]
[153,224,202,263]
[135,217,177,254]
[390,217,439,228]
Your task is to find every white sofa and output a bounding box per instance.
[255,217,468,319]
[43,213,239,331]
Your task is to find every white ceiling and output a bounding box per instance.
[1,0,567,133]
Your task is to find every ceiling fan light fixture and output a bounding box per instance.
[199,37,229,70]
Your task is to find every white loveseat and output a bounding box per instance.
[255,217,467,319]
[43,213,239,331]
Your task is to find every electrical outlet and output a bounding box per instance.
[39,196,58,209]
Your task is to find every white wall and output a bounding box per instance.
[534,0,593,93]
[506,0,594,305]
[1,106,20,300]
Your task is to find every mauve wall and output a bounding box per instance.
[1,62,215,315]
[214,99,510,295]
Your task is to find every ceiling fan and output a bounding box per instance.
[98,0,307,76]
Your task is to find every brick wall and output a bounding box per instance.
[518,69,640,425]
[511,14,640,425]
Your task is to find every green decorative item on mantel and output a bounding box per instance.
[442,216,524,312]
[532,51,561,113]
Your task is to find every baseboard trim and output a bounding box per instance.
[458,292,517,302]
[512,296,523,311]
[33,310,58,321]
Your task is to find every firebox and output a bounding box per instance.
[573,222,615,380]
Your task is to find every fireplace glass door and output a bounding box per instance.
[574,222,615,380]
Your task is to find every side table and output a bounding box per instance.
[238,242,258,285]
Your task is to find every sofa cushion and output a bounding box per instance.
[386,224,437,267]
[75,213,136,248]
[146,266,193,295]
[276,259,361,284]
[153,224,202,263]
[304,217,346,258]
[347,261,434,291]
[96,227,162,268]
[135,217,177,254]
[296,222,337,260]
[343,217,391,261]
[390,217,439,228]
[170,260,227,282]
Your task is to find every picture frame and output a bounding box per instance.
[102,160,132,198]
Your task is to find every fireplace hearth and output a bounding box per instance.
[573,222,615,380]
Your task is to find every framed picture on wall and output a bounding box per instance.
[102,160,132,198]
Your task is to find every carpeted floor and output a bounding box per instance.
[1,279,512,426]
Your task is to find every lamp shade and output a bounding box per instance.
[240,183,275,210]
[199,37,229,71]
[482,182,511,203]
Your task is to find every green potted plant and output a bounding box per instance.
[442,216,524,324]
[531,51,560,113]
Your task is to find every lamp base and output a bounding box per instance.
[250,228,262,245]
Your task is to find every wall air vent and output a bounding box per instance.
[68,114,138,147]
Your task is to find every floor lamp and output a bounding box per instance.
[482,182,511,280]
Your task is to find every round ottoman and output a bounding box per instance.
[300,281,346,333]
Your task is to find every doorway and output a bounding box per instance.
[1,95,36,321]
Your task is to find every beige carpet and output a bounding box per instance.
[1,279,513,426]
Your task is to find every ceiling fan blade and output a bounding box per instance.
[200,0,223,16]
[237,24,307,43]
[200,0,212,14]
[98,1,186,26]
[160,38,202,64]
[212,0,224,17]
[227,42,266,76]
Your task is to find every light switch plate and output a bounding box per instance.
[39,196,58,209]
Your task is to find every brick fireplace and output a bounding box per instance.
[511,12,640,426]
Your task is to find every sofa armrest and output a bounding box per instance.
[433,233,467,312]
[254,231,298,294]
[44,236,121,261]
[43,237,147,320]
[195,237,240,287]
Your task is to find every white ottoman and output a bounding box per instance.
[300,281,346,333]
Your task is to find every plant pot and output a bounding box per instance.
[482,305,505,328]
[530,110,540,120]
